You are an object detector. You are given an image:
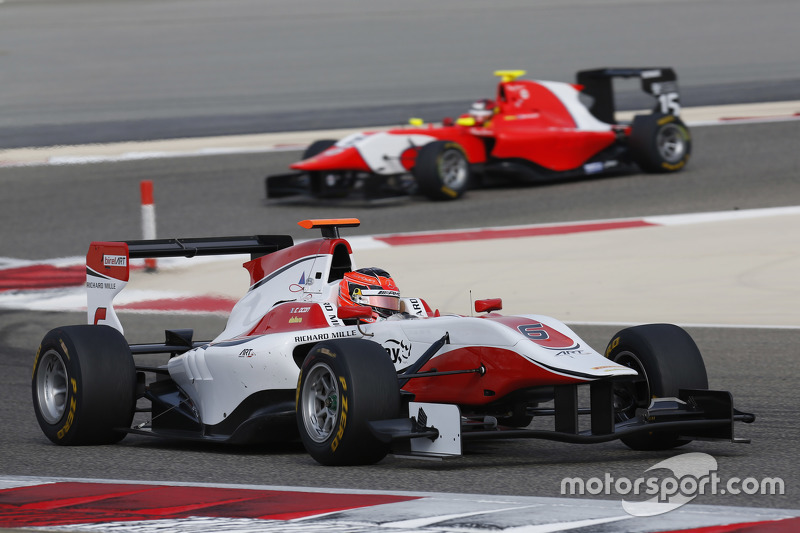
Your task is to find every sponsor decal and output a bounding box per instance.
[406,298,426,317]
[294,329,358,344]
[86,281,117,290]
[288,317,303,324]
[385,339,412,364]
[239,348,256,358]
[554,349,588,357]
[103,255,127,267]
[322,302,343,326]
[290,307,311,313]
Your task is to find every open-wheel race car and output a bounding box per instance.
[32,219,752,465]
[266,68,691,203]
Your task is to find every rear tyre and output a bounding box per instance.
[32,325,136,445]
[412,141,472,201]
[297,339,400,465]
[629,113,691,172]
[605,323,708,451]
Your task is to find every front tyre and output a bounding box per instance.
[412,141,472,201]
[297,339,400,465]
[629,113,691,172]
[32,325,136,445]
[605,323,708,451]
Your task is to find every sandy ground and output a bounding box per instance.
[124,211,800,327]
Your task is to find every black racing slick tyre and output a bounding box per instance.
[296,339,400,466]
[412,141,472,201]
[629,113,691,172]
[605,323,708,451]
[32,325,136,446]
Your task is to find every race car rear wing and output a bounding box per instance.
[576,67,680,124]
[86,235,294,334]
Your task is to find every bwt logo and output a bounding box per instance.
[103,255,127,267]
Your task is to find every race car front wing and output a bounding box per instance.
[369,386,755,459]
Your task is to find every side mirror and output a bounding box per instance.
[337,305,373,320]
[475,298,502,313]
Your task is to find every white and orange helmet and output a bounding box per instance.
[338,267,400,320]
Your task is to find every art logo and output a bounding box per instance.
[103,255,127,267]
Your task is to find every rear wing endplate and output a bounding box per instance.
[576,67,680,124]
[86,235,294,333]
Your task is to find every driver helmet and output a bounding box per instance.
[338,267,400,320]
[468,98,495,123]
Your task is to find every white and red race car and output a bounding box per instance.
[266,68,691,202]
[32,219,752,465]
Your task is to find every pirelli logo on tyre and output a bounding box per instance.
[605,336,620,357]
[32,345,41,380]
[57,378,78,440]
[295,369,303,409]
[331,376,349,452]
[440,186,459,198]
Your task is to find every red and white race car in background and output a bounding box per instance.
[32,219,752,466]
[266,68,691,202]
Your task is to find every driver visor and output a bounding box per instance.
[358,290,400,311]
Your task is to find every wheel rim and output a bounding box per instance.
[36,350,69,424]
[612,351,650,421]
[301,362,340,443]
[656,124,687,163]
[439,149,469,189]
